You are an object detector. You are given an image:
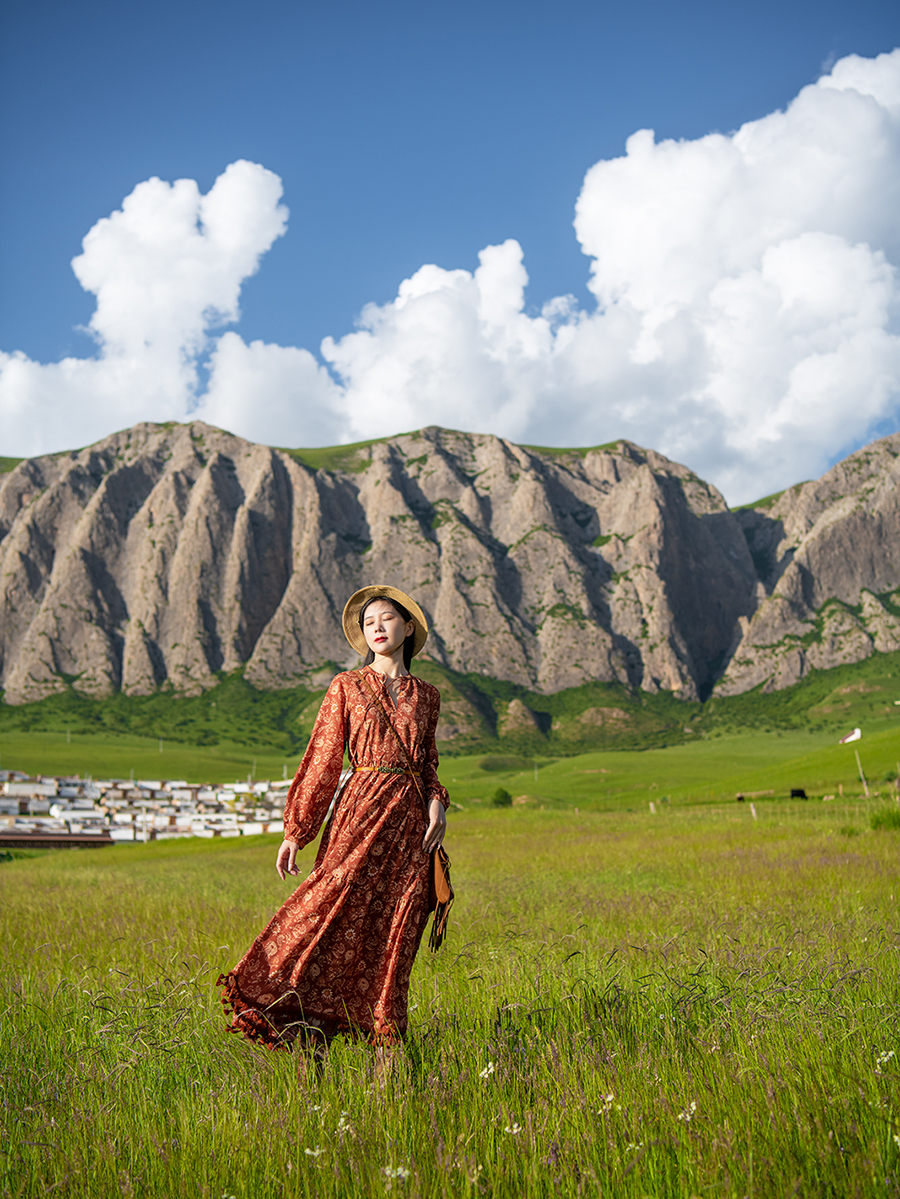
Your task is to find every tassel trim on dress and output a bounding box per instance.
[216,972,404,1049]
[216,972,296,1050]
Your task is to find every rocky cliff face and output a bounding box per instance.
[3,421,898,707]
[0,422,759,703]
[715,433,900,695]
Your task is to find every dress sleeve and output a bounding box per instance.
[421,687,450,811]
[282,676,347,846]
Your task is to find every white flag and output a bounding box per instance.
[839,728,861,744]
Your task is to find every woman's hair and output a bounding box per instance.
[358,596,416,670]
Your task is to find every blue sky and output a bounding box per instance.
[3,0,896,362]
[1,0,899,501]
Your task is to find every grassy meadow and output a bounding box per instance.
[3,654,900,1196]
[0,730,298,787]
[441,722,900,811]
[3,799,900,1198]
[2,718,898,811]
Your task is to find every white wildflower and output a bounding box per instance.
[304,1146,325,1158]
[677,1101,697,1123]
[382,1165,411,1180]
[504,1123,523,1135]
[625,1142,643,1152]
[336,1111,351,1133]
[479,1061,495,1079]
[876,1049,895,1067]
[598,1093,615,1113]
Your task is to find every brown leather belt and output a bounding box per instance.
[352,765,421,777]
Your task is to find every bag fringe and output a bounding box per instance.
[427,847,454,951]
[428,894,453,952]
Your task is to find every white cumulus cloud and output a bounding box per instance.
[323,48,900,500]
[201,333,342,448]
[320,240,558,443]
[0,160,290,454]
[2,50,900,503]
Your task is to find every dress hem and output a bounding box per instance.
[216,972,405,1049]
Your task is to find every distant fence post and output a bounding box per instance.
[854,749,869,797]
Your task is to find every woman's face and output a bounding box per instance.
[362,599,415,659]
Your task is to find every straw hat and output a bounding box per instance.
[342,585,429,658]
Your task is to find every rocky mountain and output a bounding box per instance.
[0,421,759,704]
[0,421,898,709]
[716,433,900,695]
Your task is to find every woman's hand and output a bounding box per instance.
[275,839,300,880]
[422,798,446,853]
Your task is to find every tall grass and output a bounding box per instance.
[2,808,899,1197]
[871,806,900,831]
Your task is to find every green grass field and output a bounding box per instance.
[3,719,897,809]
[3,799,900,1198]
[440,722,900,810]
[3,655,900,1195]
[0,730,298,786]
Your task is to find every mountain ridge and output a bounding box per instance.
[1,421,898,711]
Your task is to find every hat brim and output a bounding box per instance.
[342,586,429,658]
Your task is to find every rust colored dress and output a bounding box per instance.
[217,666,448,1047]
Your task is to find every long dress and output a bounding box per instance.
[217,665,448,1047]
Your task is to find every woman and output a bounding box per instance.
[217,585,448,1051]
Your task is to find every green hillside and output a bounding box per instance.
[1,652,897,798]
[2,650,898,761]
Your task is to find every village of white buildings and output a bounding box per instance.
[0,767,307,848]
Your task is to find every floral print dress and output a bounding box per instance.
[217,666,448,1047]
